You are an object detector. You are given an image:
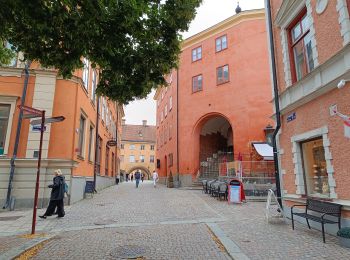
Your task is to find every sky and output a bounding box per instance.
[123,0,265,126]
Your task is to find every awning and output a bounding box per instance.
[252,142,274,160]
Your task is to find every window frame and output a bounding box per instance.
[164,104,168,117]
[150,155,155,163]
[78,114,86,158]
[88,124,94,162]
[96,136,102,175]
[169,96,173,111]
[82,58,90,91]
[140,144,145,150]
[91,69,97,103]
[287,9,313,83]
[192,74,203,93]
[130,144,135,150]
[216,65,230,85]
[129,155,135,163]
[150,145,155,151]
[191,46,202,62]
[140,155,145,163]
[215,35,228,52]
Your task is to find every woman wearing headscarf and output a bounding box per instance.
[39,169,65,219]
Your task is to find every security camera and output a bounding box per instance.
[337,79,348,89]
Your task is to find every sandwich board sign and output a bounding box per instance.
[228,179,242,204]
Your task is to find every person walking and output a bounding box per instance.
[39,169,65,219]
[131,174,134,182]
[141,173,144,182]
[152,170,159,188]
[134,170,141,188]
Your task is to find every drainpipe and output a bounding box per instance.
[93,96,100,192]
[3,62,30,210]
[266,0,282,207]
[176,69,180,181]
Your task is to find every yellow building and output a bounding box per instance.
[120,120,156,180]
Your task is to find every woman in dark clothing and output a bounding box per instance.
[39,169,65,219]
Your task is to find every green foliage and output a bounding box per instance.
[0,41,16,66]
[0,0,202,104]
[337,227,350,238]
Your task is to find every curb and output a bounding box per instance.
[0,235,55,260]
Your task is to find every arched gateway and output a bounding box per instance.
[126,165,151,180]
[193,113,234,179]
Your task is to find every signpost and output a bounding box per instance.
[18,105,65,235]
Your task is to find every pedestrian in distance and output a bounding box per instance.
[141,173,144,182]
[152,170,159,188]
[126,173,129,182]
[131,174,134,182]
[135,170,141,188]
[39,169,66,219]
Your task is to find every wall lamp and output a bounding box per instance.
[337,79,350,89]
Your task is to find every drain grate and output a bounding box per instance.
[110,245,146,258]
[0,216,23,221]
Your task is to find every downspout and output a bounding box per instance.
[176,69,180,179]
[93,96,100,191]
[3,62,30,209]
[266,0,282,207]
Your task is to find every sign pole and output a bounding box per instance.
[31,110,45,235]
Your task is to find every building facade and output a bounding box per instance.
[269,0,350,231]
[0,56,123,208]
[120,120,156,180]
[155,9,274,186]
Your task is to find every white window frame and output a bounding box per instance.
[130,144,135,150]
[91,69,97,102]
[82,58,90,91]
[164,104,167,117]
[78,113,87,158]
[129,155,135,163]
[0,96,16,156]
[88,123,95,162]
[169,96,173,111]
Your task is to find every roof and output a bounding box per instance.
[122,124,156,143]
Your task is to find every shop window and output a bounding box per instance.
[216,35,227,52]
[301,138,329,197]
[192,46,202,62]
[217,65,229,84]
[192,75,203,93]
[288,10,314,82]
[0,104,11,155]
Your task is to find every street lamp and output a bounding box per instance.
[337,79,350,89]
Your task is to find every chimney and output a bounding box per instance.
[122,119,126,125]
[142,120,147,126]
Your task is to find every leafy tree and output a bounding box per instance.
[0,0,201,103]
[0,41,16,66]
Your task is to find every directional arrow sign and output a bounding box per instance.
[107,140,118,147]
[30,116,65,126]
[18,105,42,115]
[23,114,42,119]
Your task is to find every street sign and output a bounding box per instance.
[18,105,42,115]
[30,116,65,126]
[107,140,118,146]
[287,112,296,122]
[23,114,42,119]
[32,125,47,132]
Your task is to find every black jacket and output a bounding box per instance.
[48,176,65,200]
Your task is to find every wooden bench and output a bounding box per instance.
[291,198,342,243]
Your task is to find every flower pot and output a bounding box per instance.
[339,236,350,248]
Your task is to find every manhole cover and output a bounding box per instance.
[0,216,22,221]
[110,245,146,258]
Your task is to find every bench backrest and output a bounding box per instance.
[307,198,342,215]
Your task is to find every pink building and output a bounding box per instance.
[269,0,350,230]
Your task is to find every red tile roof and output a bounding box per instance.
[122,124,156,142]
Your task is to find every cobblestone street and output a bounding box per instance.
[1,181,350,259]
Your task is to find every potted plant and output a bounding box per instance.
[337,227,350,248]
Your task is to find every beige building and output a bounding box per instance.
[120,120,156,180]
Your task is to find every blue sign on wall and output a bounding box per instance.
[32,125,46,132]
[287,112,296,123]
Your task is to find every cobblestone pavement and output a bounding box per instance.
[1,180,350,259]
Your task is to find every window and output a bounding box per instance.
[129,155,135,163]
[96,136,102,175]
[130,144,135,150]
[216,35,227,52]
[169,96,173,110]
[150,155,155,163]
[141,145,145,150]
[0,104,11,155]
[78,115,86,158]
[192,75,203,92]
[88,125,94,161]
[217,65,229,84]
[161,111,164,122]
[289,11,314,82]
[121,144,124,149]
[140,155,145,162]
[168,153,173,166]
[91,69,97,102]
[105,145,110,176]
[347,0,350,19]
[169,123,172,140]
[301,138,329,197]
[82,58,90,90]
[192,46,202,62]
[150,145,155,150]
[164,105,167,117]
